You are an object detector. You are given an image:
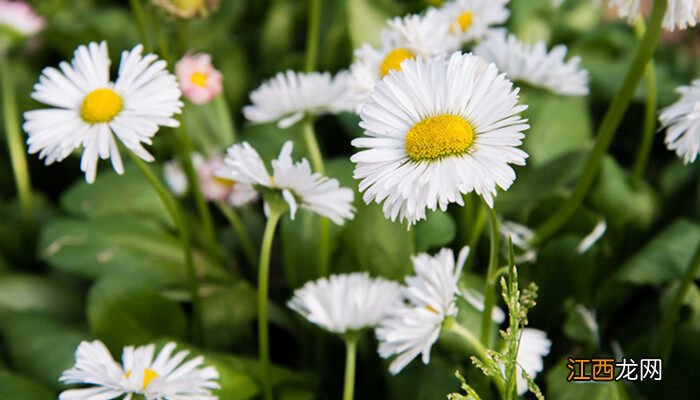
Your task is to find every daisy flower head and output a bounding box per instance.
[348,12,459,112]
[376,246,469,374]
[176,51,223,105]
[152,0,220,18]
[474,31,589,96]
[23,41,183,183]
[429,0,510,45]
[608,0,697,31]
[503,328,551,395]
[288,272,403,334]
[351,52,529,225]
[59,340,219,400]
[217,141,355,224]
[243,70,353,129]
[659,80,700,163]
[0,0,45,40]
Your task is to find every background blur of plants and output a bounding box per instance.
[1,0,700,399]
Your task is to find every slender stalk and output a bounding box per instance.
[258,208,284,400]
[129,0,151,52]
[480,200,499,347]
[215,94,237,144]
[302,116,325,173]
[0,53,34,227]
[176,19,190,57]
[304,0,322,73]
[127,152,203,344]
[534,0,668,243]
[631,18,658,188]
[217,202,258,267]
[656,244,700,358]
[465,204,487,271]
[342,333,359,400]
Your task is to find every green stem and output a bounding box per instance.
[302,116,325,174]
[656,244,700,358]
[153,11,173,66]
[0,53,34,227]
[480,200,499,347]
[631,18,658,188]
[215,94,237,144]
[533,0,668,243]
[342,333,359,400]
[465,204,487,271]
[129,0,151,52]
[176,19,190,57]
[217,202,258,267]
[304,0,322,73]
[127,152,203,345]
[258,208,284,400]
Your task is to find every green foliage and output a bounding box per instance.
[0,274,82,321]
[0,370,55,400]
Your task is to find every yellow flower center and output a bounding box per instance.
[125,368,160,390]
[191,71,208,87]
[405,114,474,161]
[213,176,236,188]
[172,0,204,13]
[80,88,123,124]
[380,48,414,78]
[451,11,474,34]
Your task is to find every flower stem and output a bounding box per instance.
[258,208,284,400]
[302,116,325,174]
[217,202,258,267]
[656,244,700,358]
[631,18,658,188]
[215,94,237,144]
[342,333,359,400]
[480,199,499,347]
[0,53,34,227]
[465,203,487,271]
[127,151,204,345]
[129,0,151,52]
[533,0,668,243]
[176,19,190,57]
[304,0,322,73]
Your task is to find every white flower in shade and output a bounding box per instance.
[59,340,219,400]
[288,272,402,334]
[609,0,697,31]
[23,41,183,183]
[176,52,223,105]
[509,328,551,395]
[429,0,510,45]
[164,159,189,196]
[351,52,529,225]
[243,70,352,129]
[348,12,458,111]
[377,246,469,374]
[660,80,700,163]
[0,0,45,38]
[217,141,355,224]
[474,31,589,96]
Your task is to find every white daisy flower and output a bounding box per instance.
[348,12,458,112]
[429,0,510,45]
[0,0,45,38]
[659,79,700,163]
[288,272,402,334]
[59,340,219,400]
[474,31,589,96]
[243,70,353,129]
[217,140,355,224]
[377,246,469,374]
[609,0,697,31]
[507,328,551,395]
[23,41,183,183]
[351,52,529,225]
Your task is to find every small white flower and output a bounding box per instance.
[428,0,510,45]
[0,0,45,38]
[59,340,219,400]
[243,70,352,129]
[608,0,697,31]
[288,272,402,334]
[217,141,355,224]
[24,41,183,183]
[376,246,469,374]
[348,12,458,112]
[509,328,551,395]
[660,79,700,163]
[351,52,529,225]
[474,31,589,96]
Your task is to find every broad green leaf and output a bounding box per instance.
[414,211,457,253]
[87,276,187,350]
[616,220,700,285]
[0,370,55,400]
[0,313,86,390]
[0,274,82,321]
[201,281,257,350]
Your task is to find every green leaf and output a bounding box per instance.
[0,274,82,321]
[0,370,55,400]
[0,313,86,390]
[87,276,187,350]
[346,0,393,48]
[616,220,700,285]
[414,211,457,253]
[201,281,257,350]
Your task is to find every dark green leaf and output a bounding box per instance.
[0,274,81,321]
[414,211,457,253]
[0,370,55,400]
